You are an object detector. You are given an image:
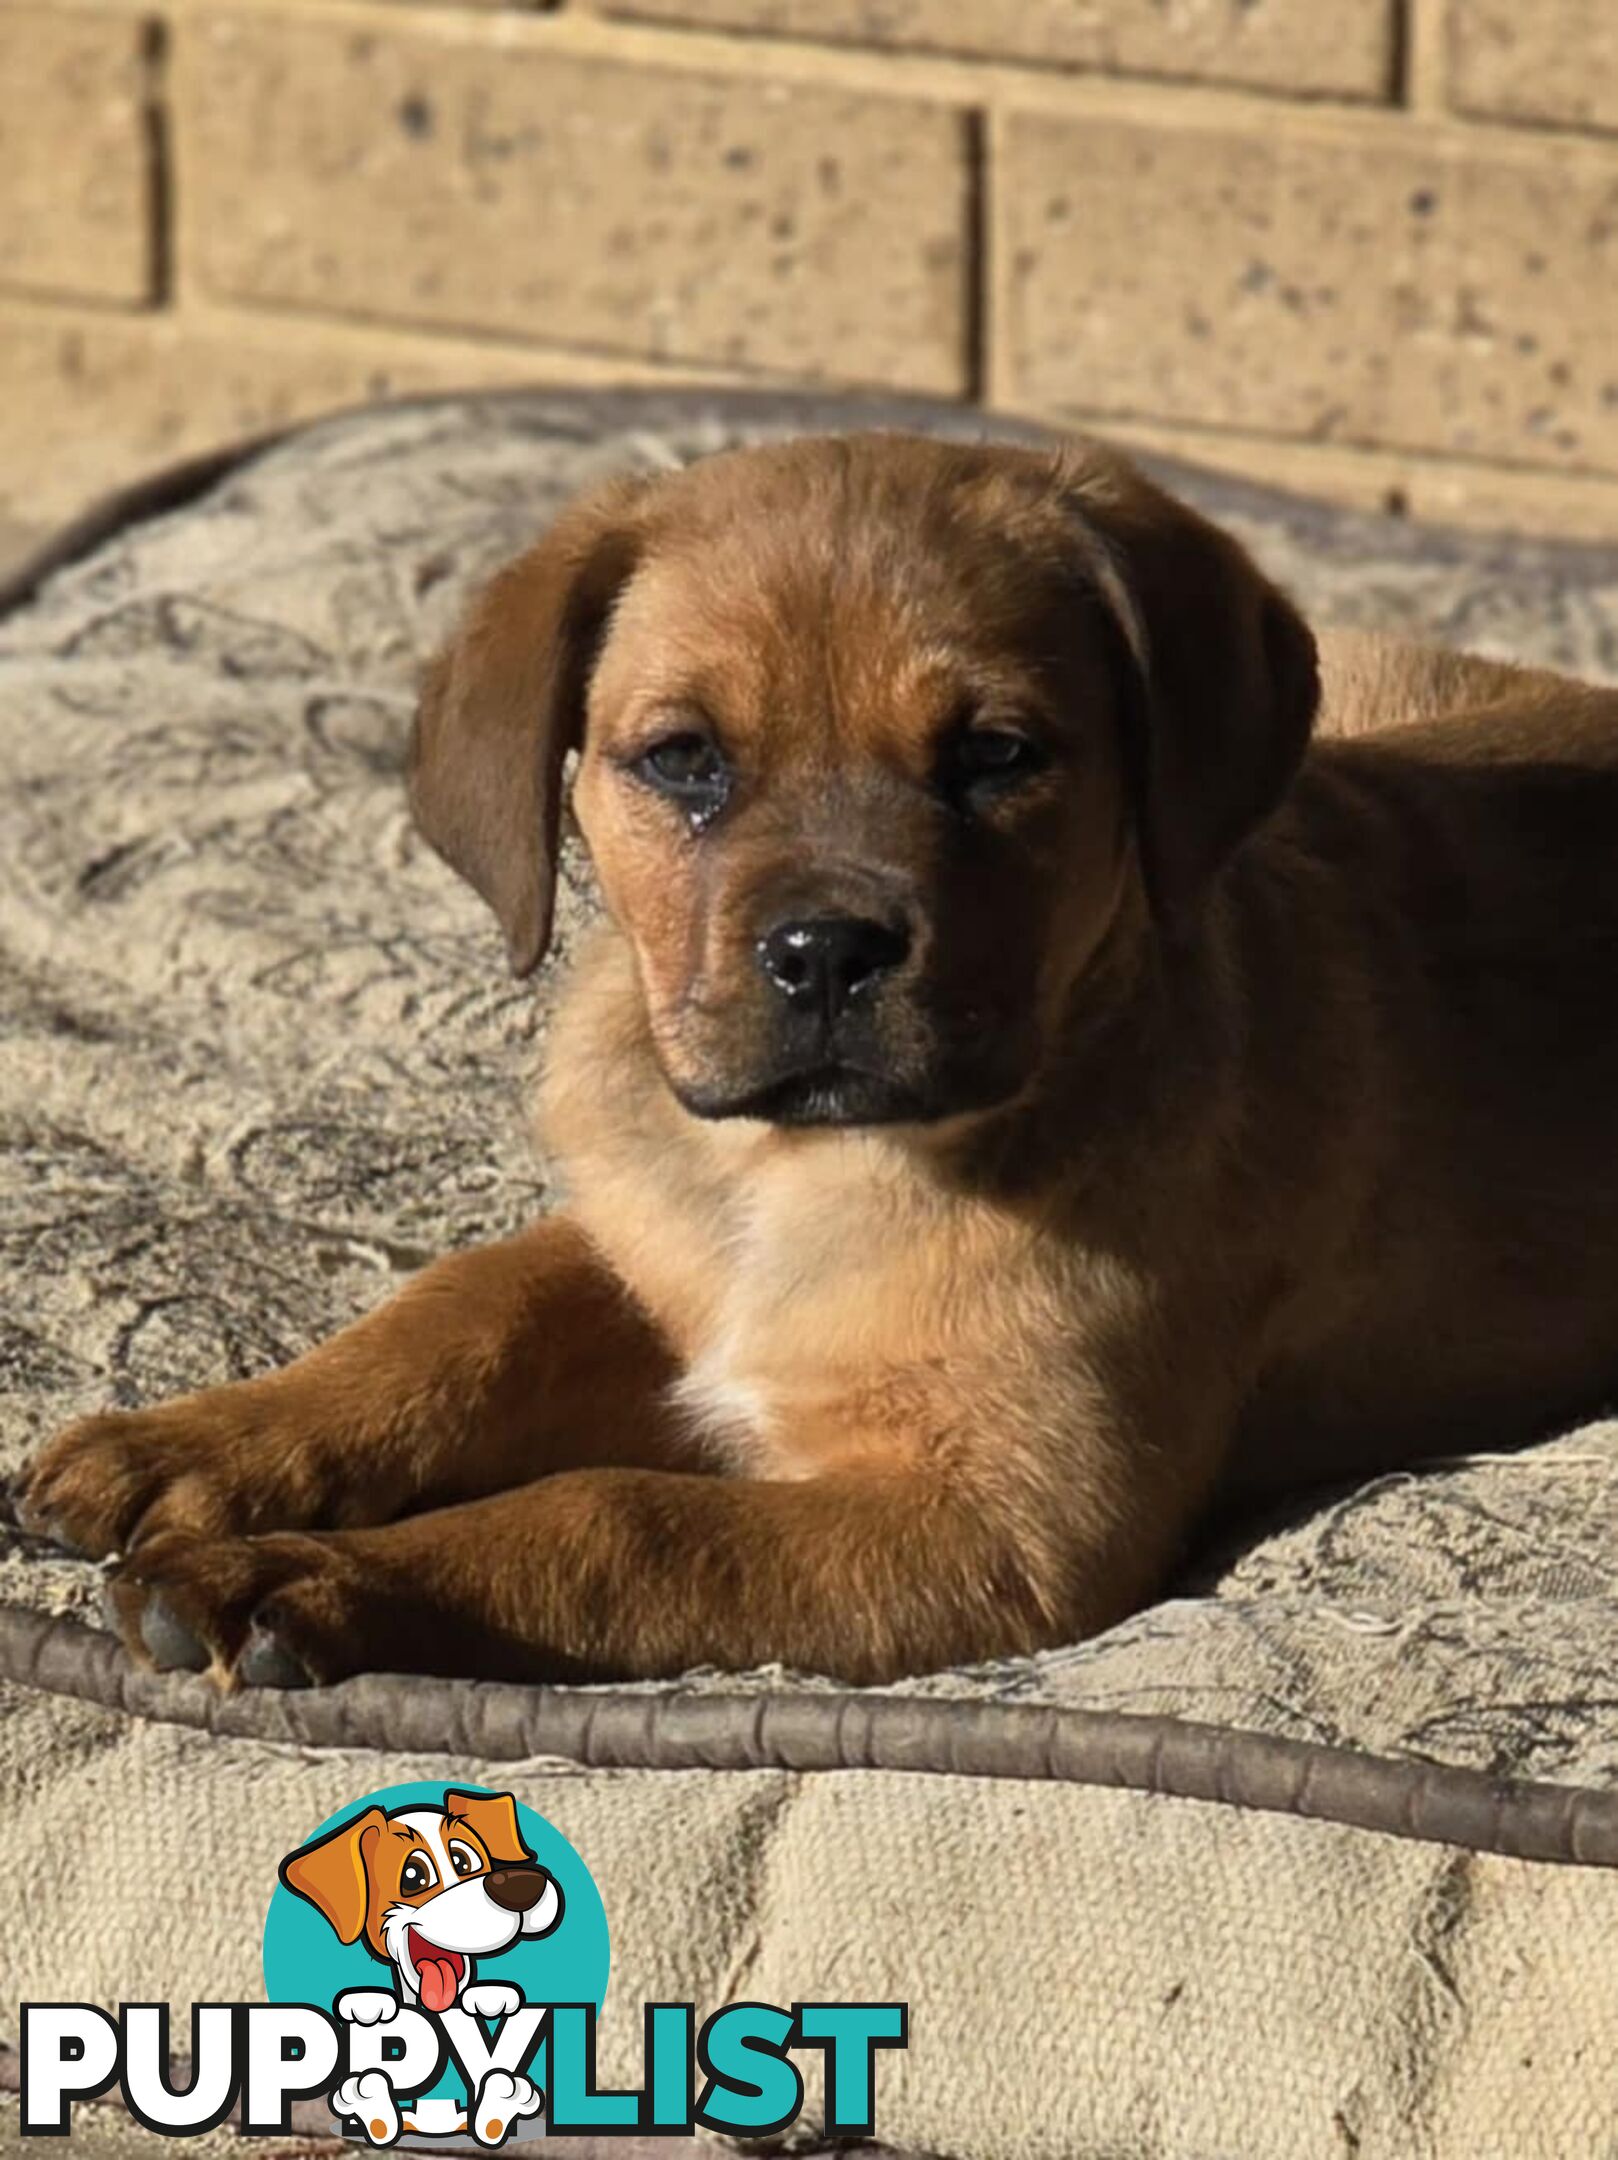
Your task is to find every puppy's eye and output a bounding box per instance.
[634,732,729,804]
[400,1852,438,1896]
[448,1841,481,1879]
[957,728,1042,777]
[940,727,1047,803]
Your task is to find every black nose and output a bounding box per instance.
[756,914,910,1019]
[485,1866,549,1914]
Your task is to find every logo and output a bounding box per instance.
[264,1781,607,2145]
[21,1780,908,2146]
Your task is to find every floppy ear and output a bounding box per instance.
[408,477,650,978]
[444,1788,533,1867]
[279,1805,386,1945]
[1062,452,1319,927]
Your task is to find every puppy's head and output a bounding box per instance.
[279,1789,562,2009]
[411,434,1316,1128]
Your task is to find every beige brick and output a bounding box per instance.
[0,6,153,304]
[1004,398,1618,542]
[594,0,1394,101]
[1003,403,1418,516]
[0,515,47,582]
[4,307,1616,567]
[0,298,741,531]
[176,10,971,392]
[1000,102,1618,478]
[1447,0,1618,136]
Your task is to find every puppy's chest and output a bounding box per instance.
[541,953,1027,1473]
[671,1188,955,1475]
[579,1128,971,1476]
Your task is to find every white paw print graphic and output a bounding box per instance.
[332,2068,399,2147]
[461,1982,523,2020]
[334,1989,400,2028]
[474,2067,543,2146]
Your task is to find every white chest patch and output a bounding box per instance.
[668,1331,775,1468]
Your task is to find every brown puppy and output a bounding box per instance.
[17,433,1618,1690]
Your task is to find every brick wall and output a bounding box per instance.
[2,0,1616,547]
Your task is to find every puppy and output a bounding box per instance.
[282,1788,562,2014]
[282,1787,559,2145]
[16,432,1618,1689]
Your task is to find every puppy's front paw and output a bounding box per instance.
[109,1528,363,1689]
[461,1982,523,2021]
[333,2069,401,2147]
[15,1390,287,1559]
[336,1989,404,2027]
[473,2068,543,2147]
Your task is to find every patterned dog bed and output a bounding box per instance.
[4,390,1618,2159]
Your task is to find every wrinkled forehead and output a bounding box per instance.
[589,467,1104,750]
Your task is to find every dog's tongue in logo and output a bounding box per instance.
[411,1935,464,2014]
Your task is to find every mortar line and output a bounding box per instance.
[139,15,175,310]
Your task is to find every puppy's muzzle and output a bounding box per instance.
[484,1865,552,1914]
[756,912,910,1021]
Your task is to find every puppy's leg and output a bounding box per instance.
[15,1217,683,1560]
[109,1450,1173,1688]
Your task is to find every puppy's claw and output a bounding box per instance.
[7,1474,83,1557]
[139,1590,210,1674]
[103,1530,353,1690]
[38,1521,88,1559]
[237,1617,315,1691]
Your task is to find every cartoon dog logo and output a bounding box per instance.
[280,1788,563,2145]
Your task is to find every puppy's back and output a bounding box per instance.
[1313,630,1600,740]
[1231,658,1618,1477]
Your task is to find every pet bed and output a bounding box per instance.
[4,389,1618,2159]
